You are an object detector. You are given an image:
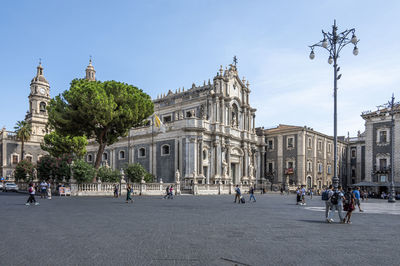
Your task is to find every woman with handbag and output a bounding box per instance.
[343,187,355,224]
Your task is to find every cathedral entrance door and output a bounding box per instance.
[231,163,237,184]
[307,176,312,189]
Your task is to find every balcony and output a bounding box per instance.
[285,168,294,175]
[373,165,391,174]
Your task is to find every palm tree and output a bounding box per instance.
[14,120,32,160]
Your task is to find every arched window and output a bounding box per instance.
[119,150,125,159]
[139,148,146,158]
[161,145,170,156]
[40,102,46,112]
[87,154,93,162]
[102,153,108,161]
[203,150,207,160]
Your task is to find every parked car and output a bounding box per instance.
[5,183,19,192]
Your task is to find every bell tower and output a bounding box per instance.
[25,61,50,142]
[85,58,96,81]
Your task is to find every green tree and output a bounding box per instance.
[71,159,95,183]
[125,163,153,183]
[97,166,121,183]
[15,160,34,181]
[36,155,56,181]
[47,79,154,169]
[41,131,88,158]
[14,120,31,160]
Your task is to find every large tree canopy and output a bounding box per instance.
[47,79,154,168]
[41,131,88,159]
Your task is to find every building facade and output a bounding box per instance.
[85,63,264,186]
[257,124,347,191]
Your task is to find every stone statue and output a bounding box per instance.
[175,169,180,182]
[33,168,37,180]
[222,160,228,178]
[249,164,254,178]
[179,111,184,119]
[175,112,179,120]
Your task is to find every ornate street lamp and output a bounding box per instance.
[309,20,359,190]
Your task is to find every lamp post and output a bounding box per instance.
[387,94,398,202]
[309,20,359,190]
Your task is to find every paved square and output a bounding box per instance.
[1,192,399,265]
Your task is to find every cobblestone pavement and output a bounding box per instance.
[1,192,399,266]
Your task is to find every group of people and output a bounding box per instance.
[323,185,364,224]
[234,185,256,203]
[25,181,53,206]
[163,185,174,199]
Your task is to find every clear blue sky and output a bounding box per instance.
[1,0,399,136]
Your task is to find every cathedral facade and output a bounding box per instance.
[85,63,265,186]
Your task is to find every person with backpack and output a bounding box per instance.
[114,184,119,198]
[322,185,333,219]
[26,183,39,206]
[168,185,174,199]
[327,185,344,223]
[343,187,355,224]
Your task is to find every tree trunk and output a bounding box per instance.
[21,139,25,161]
[94,142,107,169]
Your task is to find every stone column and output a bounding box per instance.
[252,114,256,132]
[215,140,221,178]
[244,147,249,178]
[227,145,231,182]
[221,98,225,125]
[216,98,220,123]
[261,150,266,184]
[227,106,231,126]
[199,137,203,177]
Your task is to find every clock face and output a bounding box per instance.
[39,87,46,95]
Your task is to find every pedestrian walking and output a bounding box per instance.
[234,185,241,203]
[40,181,48,199]
[163,185,170,199]
[327,185,345,223]
[296,187,301,205]
[322,185,333,219]
[280,187,284,195]
[126,185,133,203]
[301,185,306,205]
[249,187,256,202]
[168,185,174,199]
[343,187,355,224]
[352,186,364,212]
[114,184,119,198]
[26,183,39,206]
[47,181,52,200]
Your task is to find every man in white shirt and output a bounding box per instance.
[327,185,345,223]
[40,181,48,199]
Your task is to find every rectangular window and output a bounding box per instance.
[328,143,331,153]
[268,140,273,150]
[26,156,32,162]
[268,163,273,173]
[163,115,172,123]
[318,141,322,151]
[307,161,312,172]
[308,138,312,148]
[380,131,387,143]
[351,149,356,158]
[318,163,323,173]
[352,168,356,177]
[287,137,294,148]
[288,161,294,169]
[380,159,387,170]
[12,155,18,164]
[327,165,331,175]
